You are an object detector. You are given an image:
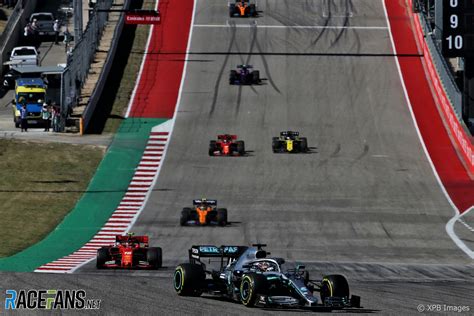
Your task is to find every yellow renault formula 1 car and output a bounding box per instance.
[272,131,308,153]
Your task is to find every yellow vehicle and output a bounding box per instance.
[12,78,46,128]
[272,131,309,153]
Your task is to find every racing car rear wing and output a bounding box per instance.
[193,199,217,205]
[115,235,149,244]
[189,245,247,262]
[217,134,237,140]
[281,131,299,136]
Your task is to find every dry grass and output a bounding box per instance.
[0,140,103,257]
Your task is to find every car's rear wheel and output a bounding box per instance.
[180,208,191,226]
[230,70,237,84]
[240,273,266,307]
[217,208,228,226]
[96,247,109,269]
[272,138,281,153]
[174,263,205,296]
[209,140,217,156]
[320,274,350,305]
[252,70,260,84]
[146,247,162,269]
[300,137,308,152]
[250,4,257,16]
[229,3,236,17]
[236,141,245,155]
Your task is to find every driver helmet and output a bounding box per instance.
[199,198,208,210]
[255,261,272,272]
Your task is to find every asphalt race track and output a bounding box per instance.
[2,0,473,314]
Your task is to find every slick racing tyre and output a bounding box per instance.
[229,3,236,17]
[174,263,205,296]
[252,70,260,84]
[180,208,192,226]
[147,247,162,269]
[236,141,245,155]
[320,274,350,306]
[250,4,257,16]
[300,137,308,152]
[96,247,109,269]
[230,70,238,84]
[217,208,228,226]
[272,138,281,153]
[209,140,217,156]
[240,273,266,307]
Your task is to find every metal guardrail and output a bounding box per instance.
[82,0,131,132]
[0,0,37,77]
[0,1,22,46]
[60,0,115,131]
[418,12,464,119]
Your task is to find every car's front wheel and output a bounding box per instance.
[240,273,266,307]
[320,274,350,306]
[96,247,109,269]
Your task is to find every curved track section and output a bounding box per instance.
[4,0,472,314]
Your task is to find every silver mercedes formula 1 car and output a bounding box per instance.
[173,244,361,310]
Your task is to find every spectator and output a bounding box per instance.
[63,27,72,53]
[20,103,28,132]
[31,18,38,35]
[41,103,51,131]
[53,19,60,44]
[24,23,29,37]
[52,105,60,132]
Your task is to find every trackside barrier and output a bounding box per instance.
[407,0,474,174]
[0,0,38,77]
[60,0,115,131]
[81,0,132,132]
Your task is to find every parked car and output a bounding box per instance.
[8,46,39,68]
[30,12,56,36]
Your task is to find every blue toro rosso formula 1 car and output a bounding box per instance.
[173,244,361,310]
[229,65,261,85]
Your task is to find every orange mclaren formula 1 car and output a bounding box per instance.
[209,134,245,156]
[180,199,228,226]
[96,234,162,269]
[229,0,258,17]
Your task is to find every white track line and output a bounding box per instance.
[382,1,474,259]
[194,24,387,30]
[35,133,170,273]
[125,1,159,118]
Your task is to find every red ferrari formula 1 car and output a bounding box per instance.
[209,134,245,156]
[96,234,162,269]
[229,0,258,17]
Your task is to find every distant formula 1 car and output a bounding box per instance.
[173,244,361,309]
[209,134,245,156]
[230,65,261,85]
[96,234,162,269]
[180,199,228,226]
[229,0,258,17]
[272,131,308,153]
